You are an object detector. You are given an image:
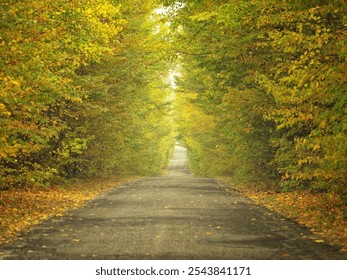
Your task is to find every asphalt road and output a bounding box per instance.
[0,145,345,259]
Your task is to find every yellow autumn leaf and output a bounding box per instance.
[314,239,325,243]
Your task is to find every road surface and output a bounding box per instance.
[0,145,345,259]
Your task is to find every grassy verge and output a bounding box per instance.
[221,178,347,252]
[0,176,135,245]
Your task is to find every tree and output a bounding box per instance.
[163,0,346,198]
[0,0,175,189]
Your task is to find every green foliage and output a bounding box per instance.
[0,0,175,189]
[165,0,346,197]
[256,1,347,195]
[168,0,277,187]
[2,0,345,199]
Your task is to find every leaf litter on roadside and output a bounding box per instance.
[0,176,134,245]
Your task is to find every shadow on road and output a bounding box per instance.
[1,145,346,260]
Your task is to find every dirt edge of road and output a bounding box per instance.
[218,177,347,253]
[0,176,137,247]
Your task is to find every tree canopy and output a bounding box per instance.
[165,0,346,199]
[1,0,346,202]
[1,0,175,188]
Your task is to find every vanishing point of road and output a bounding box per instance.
[1,145,345,259]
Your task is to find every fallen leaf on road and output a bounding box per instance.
[314,239,325,243]
[0,177,131,243]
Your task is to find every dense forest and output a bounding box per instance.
[1,0,346,202]
[168,0,346,201]
[0,0,176,189]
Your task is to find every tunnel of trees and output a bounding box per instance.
[1,0,346,203]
